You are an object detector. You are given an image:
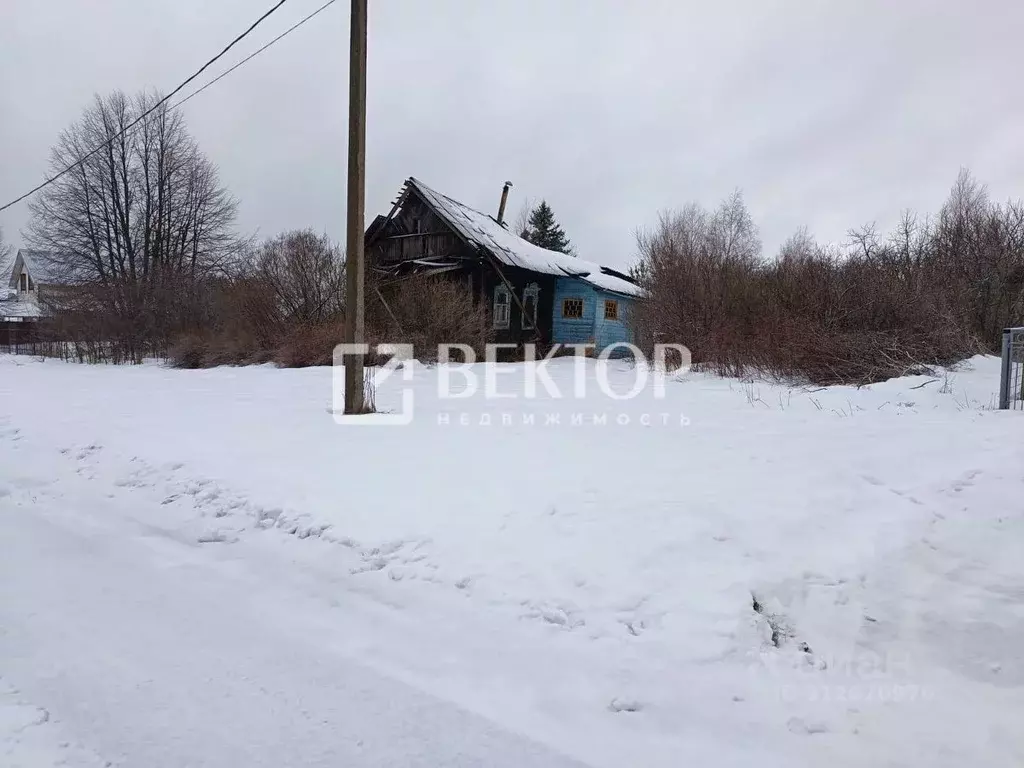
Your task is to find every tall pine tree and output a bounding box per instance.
[522,200,574,255]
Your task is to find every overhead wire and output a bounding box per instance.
[0,0,323,214]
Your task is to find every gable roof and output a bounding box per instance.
[2,249,51,319]
[10,249,64,287]
[402,178,642,298]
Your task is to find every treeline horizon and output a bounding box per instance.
[8,89,1021,384]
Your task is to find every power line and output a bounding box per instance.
[173,0,340,112]
[0,0,294,215]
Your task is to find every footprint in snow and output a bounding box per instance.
[786,717,829,735]
[950,469,983,493]
[609,698,643,713]
[197,530,237,545]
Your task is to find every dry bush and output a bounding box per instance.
[167,334,209,369]
[252,230,345,327]
[631,195,765,365]
[632,181,991,386]
[167,231,347,368]
[371,275,492,360]
[272,322,346,368]
[167,228,490,368]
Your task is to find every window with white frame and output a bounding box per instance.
[493,285,511,329]
[521,283,539,329]
[19,273,27,292]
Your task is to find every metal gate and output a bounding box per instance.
[999,327,1024,410]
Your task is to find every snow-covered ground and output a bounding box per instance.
[1,353,1023,766]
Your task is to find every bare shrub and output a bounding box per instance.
[631,195,763,364]
[167,230,347,368]
[632,183,986,386]
[168,334,210,369]
[372,275,492,360]
[251,230,345,327]
[272,322,346,368]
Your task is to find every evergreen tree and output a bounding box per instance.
[522,200,574,255]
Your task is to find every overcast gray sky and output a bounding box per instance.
[2,0,1022,269]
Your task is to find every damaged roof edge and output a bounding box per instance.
[401,177,643,298]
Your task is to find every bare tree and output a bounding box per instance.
[0,225,12,266]
[250,230,345,327]
[778,226,816,264]
[26,90,238,353]
[632,194,762,358]
[710,190,761,265]
[846,222,881,260]
[512,198,535,239]
[630,183,981,384]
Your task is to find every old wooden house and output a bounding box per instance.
[366,178,642,354]
[0,249,57,347]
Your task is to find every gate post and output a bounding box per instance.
[1000,328,1012,410]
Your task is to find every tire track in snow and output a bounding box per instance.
[48,437,659,641]
[55,438,462,595]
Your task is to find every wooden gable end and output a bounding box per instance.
[370,189,471,265]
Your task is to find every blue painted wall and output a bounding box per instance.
[552,279,598,346]
[594,294,634,355]
[552,277,635,355]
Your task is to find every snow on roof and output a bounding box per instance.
[0,295,42,320]
[582,269,641,296]
[407,178,643,298]
[17,250,64,286]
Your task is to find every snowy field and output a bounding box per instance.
[1,353,1023,767]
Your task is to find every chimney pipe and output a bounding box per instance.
[496,181,513,225]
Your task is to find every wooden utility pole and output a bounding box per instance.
[344,0,367,414]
